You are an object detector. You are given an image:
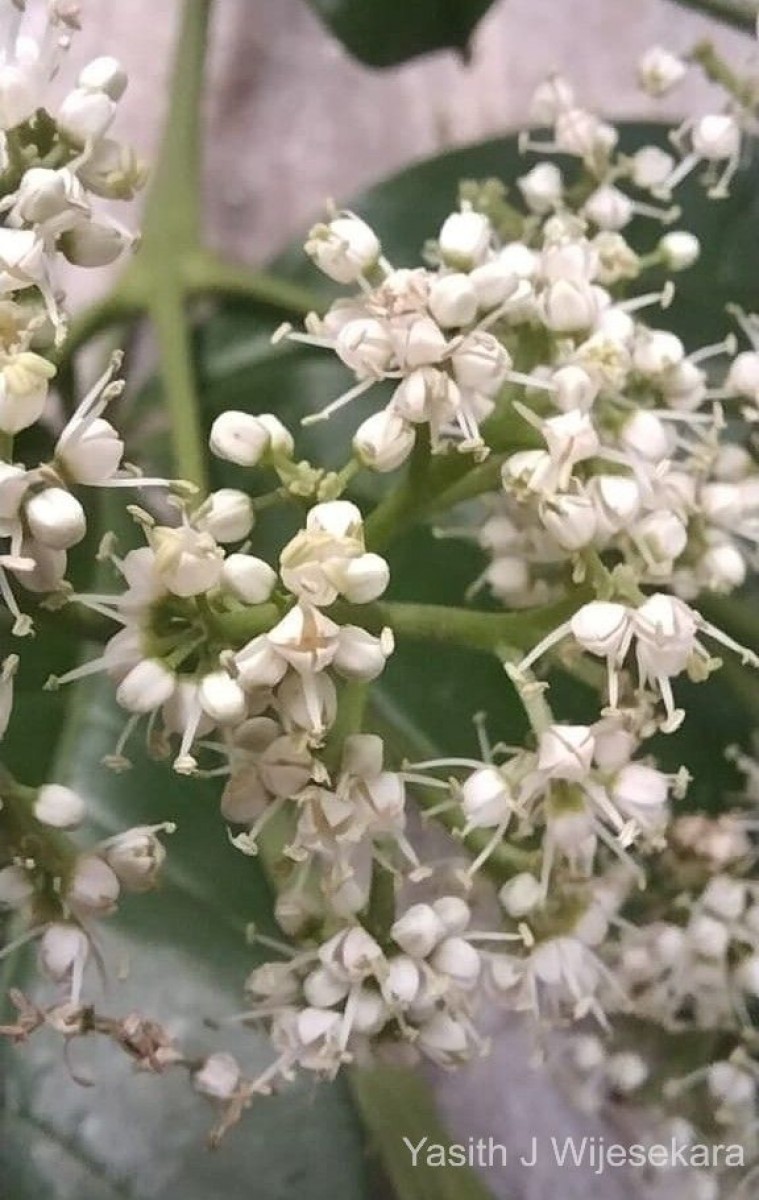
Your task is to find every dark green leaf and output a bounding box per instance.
[664,0,757,34]
[306,0,499,67]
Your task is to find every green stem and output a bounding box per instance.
[689,39,759,107]
[149,285,208,491]
[141,0,211,253]
[183,251,323,315]
[365,400,538,552]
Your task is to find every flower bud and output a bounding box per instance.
[221,553,277,604]
[195,489,254,544]
[104,826,167,892]
[427,273,478,328]
[338,553,390,604]
[25,487,86,550]
[335,317,394,376]
[583,185,633,231]
[193,1052,241,1101]
[451,331,512,396]
[606,1052,648,1093]
[354,408,415,472]
[209,411,271,466]
[116,659,176,714]
[692,114,740,161]
[518,162,563,213]
[438,210,491,269]
[78,56,129,101]
[57,87,116,143]
[726,352,759,399]
[707,1062,755,1106]
[431,936,481,988]
[61,216,132,268]
[620,410,674,462]
[702,876,746,921]
[0,864,33,908]
[38,922,89,981]
[199,670,247,724]
[33,784,86,830]
[0,350,55,433]
[499,873,543,918]
[688,914,729,959]
[469,257,519,309]
[538,724,595,781]
[333,625,393,680]
[698,541,746,592]
[658,231,700,271]
[57,417,124,484]
[634,510,688,567]
[417,1011,474,1065]
[540,279,598,333]
[592,725,636,772]
[571,600,631,659]
[637,46,686,96]
[152,525,224,597]
[432,896,471,935]
[67,855,120,915]
[391,903,445,958]
[400,316,448,370]
[541,493,597,550]
[384,955,421,1005]
[305,214,380,284]
[631,145,674,190]
[258,735,313,798]
[633,331,684,377]
[552,364,597,412]
[611,763,669,817]
[588,475,641,536]
[0,463,29,520]
[461,766,511,827]
[304,965,350,1008]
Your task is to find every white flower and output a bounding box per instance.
[0,350,55,434]
[353,409,415,472]
[518,162,563,213]
[305,213,380,284]
[438,209,491,269]
[221,553,277,604]
[209,410,292,465]
[194,489,254,544]
[66,854,120,916]
[537,725,595,782]
[427,273,478,328]
[151,524,224,597]
[25,487,86,550]
[659,231,700,271]
[391,903,445,958]
[104,825,169,892]
[33,784,86,829]
[199,669,247,724]
[499,873,543,918]
[116,659,176,714]
[637,47,687,96]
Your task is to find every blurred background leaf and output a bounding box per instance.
[664,0,758,34]
[306,0,500,66]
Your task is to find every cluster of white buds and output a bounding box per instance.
[47,494,392,776]
[241,893,531,1088]
[0,770,171,1009]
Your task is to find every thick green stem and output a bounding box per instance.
[213,592,586,656]
[149,284,208,491]
[689,39,759,107]
[141,0,211,253]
